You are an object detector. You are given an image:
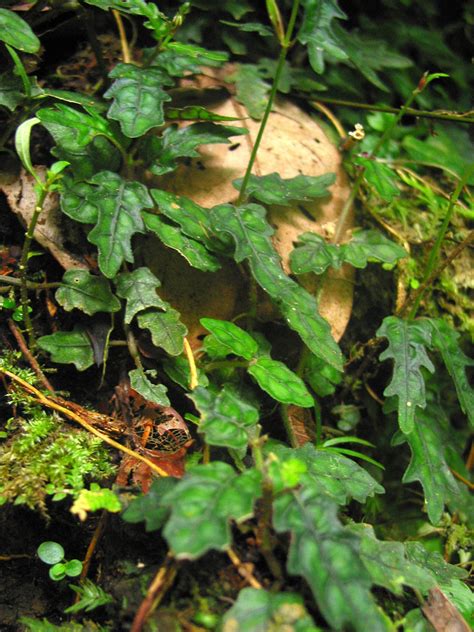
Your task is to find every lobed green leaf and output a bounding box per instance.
[56,270,120,316]
[225,64,271,119]
[129,368,170,407]
[190,384,259,455]
[290,230,406,275]
[61,171,153,278]
[104,64,173,138]
[394,405,469,524]
[137,308,187,356]
[121,477,178,531]
[427,318,474,427]
[273,489,387,632]
[233,172,335,206]
[221,588,319,632]
[298,0,348,74]
[115,267,167,324]
[268,442,384,504]
[356,157,399,201]
[38,328,94,371]
[144,122,247,176]
[377,316,435,434]
[210,203,344,370]
[161,462,262,559]
[143,213,220,272]
[37,104,114,148]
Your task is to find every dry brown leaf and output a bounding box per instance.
[422,587,471,632]
[146,86,353,348]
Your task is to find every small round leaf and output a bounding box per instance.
[64,559,83,577]
[49,563,67,581]
[37,541,64,565]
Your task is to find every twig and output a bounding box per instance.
[227,547,262,589]
[7,318,55,391]
[183,337,198,390]
[450,469,474,491]
[77,511,109,586]
[311,101,345,138]
[113,9,131,63]
[0,275,61,290]
[305,95,474,125]
[131,554,178,632]
[0,369,170,478]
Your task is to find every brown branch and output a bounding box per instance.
[131,554,178,632]
[7,319,55,391]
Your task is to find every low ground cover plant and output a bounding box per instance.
[0,1,472,630]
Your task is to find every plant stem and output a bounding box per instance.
[332,77,431,245]
[18,185,48,348]
[408,166,473,319]
[237,0,300,204]
[5,44,31,98]
[0,275,61,290]
[310,96,474,125]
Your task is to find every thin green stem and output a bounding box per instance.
[408,165,473,319]
[310,96,474,125]
[18,184,48,348]
[0,276,61,290]
[237,0,300,205]
[5,44,32,98]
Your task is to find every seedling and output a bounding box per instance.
[37,541,83,581]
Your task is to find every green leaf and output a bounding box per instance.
[37,541,65,565]
[190,384,259,454]
[15,117,41,183]
[161,462,262,559]
[129,368,170,407]
[166,42,228,64]
[268,443,384,504]
[143,213,220,272]
[137,308,187,356]
[221,588,320,632]
[348,524,436,595]
[0,71,24,111]
[404,542,468,584]
[225,64,271,119]
[210,203,344,370]
[61,171,153,278]
[248,357,313,407]
[233,172,335,206]
[164,105,244,122]
[38,328,94,371]
[37,104,115,148]
[377,317,435,434]
[200,318,258,360]
[428,318,474,427]
[115,267,167,323]
[64,560,83,578]
[144,122,247,175]
[221,20,274,37]
[104,63,173,137]
[290,230,407,275]
[298,0,348,74]
[122,477,178,531]
[437,580,474,628]
[65,579,113,614]
[149,189,215,248]
[395,406,467,524]
[403,127,474,185]
[334,28,412,91]
[356,157,400,201]
[49,564,67,581]
[305,354,342,396]
[71,483,122,520]
[163,356,209,390]
[0,8,41,53]
[55,269,121,316]
[273,489,387,632]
